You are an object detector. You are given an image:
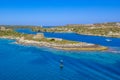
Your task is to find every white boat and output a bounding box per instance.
[106,39,112,42]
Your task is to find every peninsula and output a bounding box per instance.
[0,27,107,51]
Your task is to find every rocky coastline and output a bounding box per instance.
[0,36,108,51]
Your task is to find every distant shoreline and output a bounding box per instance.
[30,22,120,38]
[1,22,120,38]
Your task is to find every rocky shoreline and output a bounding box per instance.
[0,36,108,51]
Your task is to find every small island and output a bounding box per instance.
[0,26,107,51]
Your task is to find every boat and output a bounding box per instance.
[106,39,112,42]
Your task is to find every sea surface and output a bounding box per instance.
[0,29,120,80]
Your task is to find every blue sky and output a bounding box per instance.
[0,0,120,26]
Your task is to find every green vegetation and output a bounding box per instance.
[39,38,78,44]
[0,30,24,37]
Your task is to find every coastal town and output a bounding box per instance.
[0,26,107,51]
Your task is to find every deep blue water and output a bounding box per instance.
[0,29,120,80]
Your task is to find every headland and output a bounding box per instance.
[0,26,108,51]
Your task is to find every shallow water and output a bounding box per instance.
[0,29,120,80]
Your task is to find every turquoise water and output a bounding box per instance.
[0,29,120,80]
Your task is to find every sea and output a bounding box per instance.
[0,28,120,80]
